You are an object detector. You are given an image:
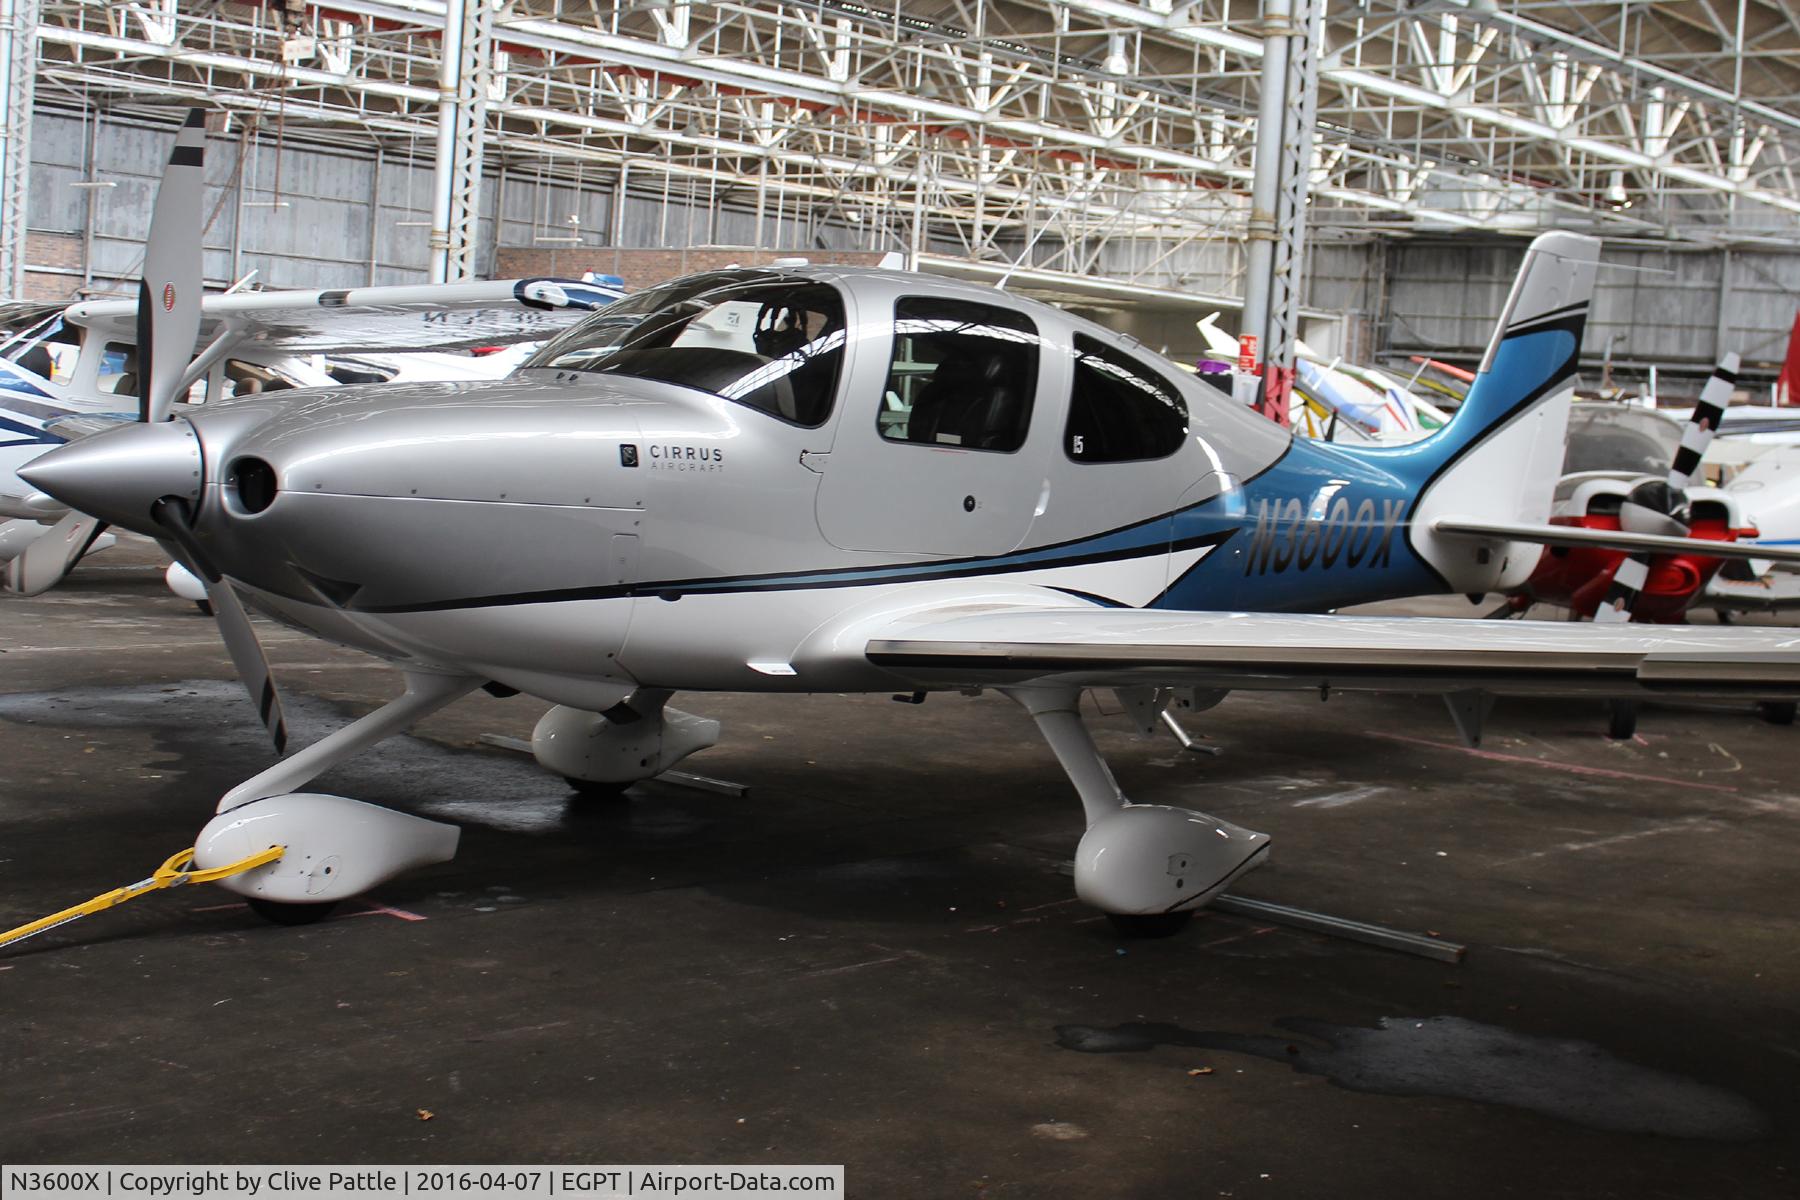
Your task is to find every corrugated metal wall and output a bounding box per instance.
[26,109,939,300]
[23,107,1800,389]
[1306,236,1800,385]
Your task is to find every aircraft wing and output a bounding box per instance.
[61,277,621,354]
[864,607,1800,698]
[1430,515,1800,566]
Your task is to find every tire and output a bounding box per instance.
[194,599,213,617]
[564,776,632,801]
[246,897,338,926]
[1106,911,1195,939]
[1606,699,1638,741]
[1757,701,1796,726]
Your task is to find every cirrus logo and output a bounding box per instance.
[648,444,724,473]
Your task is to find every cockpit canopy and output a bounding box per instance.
[523,265,1282,471]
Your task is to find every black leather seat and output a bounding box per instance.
[906,350,1017,448]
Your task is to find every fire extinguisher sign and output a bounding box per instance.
[1237,333,1259,374]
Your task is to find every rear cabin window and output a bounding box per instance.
[1065,334,1189,463]
[880,298,1038,452]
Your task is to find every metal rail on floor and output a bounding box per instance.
[1212,895,1466,964]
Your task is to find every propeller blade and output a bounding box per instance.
[1592,554,1648,624]
[1597,354,1741,624]
[1667,353,1738,490]
[3,511,108,596]
[204,576,291,756]
[138,108,208,425]
[149,498,289,756]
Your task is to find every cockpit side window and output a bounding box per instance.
[98,342,140,398]
[221,359,299,397]
[880,298,1038,452]
[526,280,847,428]
[1064,333,1189,463]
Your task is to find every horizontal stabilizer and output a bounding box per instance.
[1431,515,1800,566]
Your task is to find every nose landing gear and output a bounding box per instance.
[531,690,721,793]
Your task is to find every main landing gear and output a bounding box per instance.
[1004,686,1270,937]
[194,673,1267,932]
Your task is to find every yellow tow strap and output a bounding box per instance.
[0,844,285,951]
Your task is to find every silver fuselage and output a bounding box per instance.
[147,269,1297,708]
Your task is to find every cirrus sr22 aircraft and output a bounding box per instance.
[19,111,1800,936]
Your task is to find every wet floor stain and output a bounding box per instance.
[0,681,575,833]
[1055,1015,1769,1141]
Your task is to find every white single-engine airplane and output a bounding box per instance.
[20,111,1800,936]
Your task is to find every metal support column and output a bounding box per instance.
[428,0,492,283]
[1239,0,1319,427]
[0,0,38,298]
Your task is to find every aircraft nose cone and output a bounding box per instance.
[18,419,204,535]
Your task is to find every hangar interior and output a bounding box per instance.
[3,3,1800,1197]
[7,2,1800,377]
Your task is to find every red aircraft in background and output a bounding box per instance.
[1498,356,1747,625]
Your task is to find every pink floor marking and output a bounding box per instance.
[1365,730,1740,794]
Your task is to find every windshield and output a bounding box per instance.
[525,278,847,427]
[523,269,791,373]
[1563,404,1681,476]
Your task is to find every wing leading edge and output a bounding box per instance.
[866,607,1800,698]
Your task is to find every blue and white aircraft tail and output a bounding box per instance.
[1164,231,1602,613]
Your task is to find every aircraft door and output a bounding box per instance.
[815,294,1049,556]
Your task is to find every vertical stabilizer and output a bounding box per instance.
[1401,232,1602,593]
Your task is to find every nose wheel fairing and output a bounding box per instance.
[531,692,720,786]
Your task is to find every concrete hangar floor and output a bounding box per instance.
[1,536,1797,1198]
